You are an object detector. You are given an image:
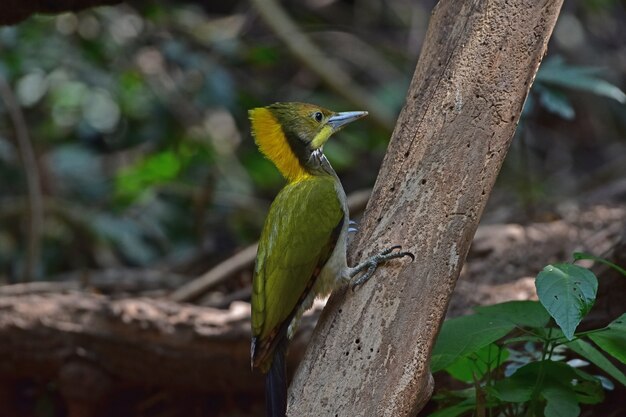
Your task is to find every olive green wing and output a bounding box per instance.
[251,176,344,369]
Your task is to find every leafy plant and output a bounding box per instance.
[429,252,626,417]
[529,56,626,120]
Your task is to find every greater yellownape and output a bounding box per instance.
[249,102,413,417]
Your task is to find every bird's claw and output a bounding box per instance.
[380,245,402,256]
[351,245,415,290]
[379,245,414,262]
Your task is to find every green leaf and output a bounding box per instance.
[503,335,545,345]
[488,377,534,402]
[445,343,510,382]
[566,337,626,387]
[589,313,626,365]
[542,384,580,417]
[511,360,602,408]
[475,301,551,329]
[247,45,280,66]
[431,314,514,372]
[573,252,626,277]
[492,361,595,415]
[115,150,184,203]
[536,56,626,103]
[514,360,578,383]
[536,264,598,340]
[427,402,475,417]
[535,85,575,120]
[569,370,604,405]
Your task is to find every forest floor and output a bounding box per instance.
[1,199,624,417]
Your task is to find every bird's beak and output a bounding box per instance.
[327,111,368,131]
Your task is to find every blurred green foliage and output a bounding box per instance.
[0,2,403,280]
[0,1,624,282]
[530,56,625,121]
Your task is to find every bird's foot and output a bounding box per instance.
[349,245,414,290]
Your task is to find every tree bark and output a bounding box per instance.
[288,1,564,416]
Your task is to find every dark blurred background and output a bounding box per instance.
[0,0,624,416]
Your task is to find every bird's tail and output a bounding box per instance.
[265,339,287,417]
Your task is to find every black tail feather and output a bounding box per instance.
[265,340,287,417]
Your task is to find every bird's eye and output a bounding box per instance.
[313,112,323,122]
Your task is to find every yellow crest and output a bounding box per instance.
[249,107,310,182]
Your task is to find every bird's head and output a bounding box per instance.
[249,102,367,181]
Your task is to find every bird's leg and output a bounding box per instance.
[348,245,414,290]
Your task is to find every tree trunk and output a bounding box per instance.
[288,1,564,416]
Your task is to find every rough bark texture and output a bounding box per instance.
[0,0,122,25]
[288,1,564,416]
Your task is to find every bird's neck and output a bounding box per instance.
[250,107,337,182]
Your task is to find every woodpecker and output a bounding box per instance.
[249,102,412,417]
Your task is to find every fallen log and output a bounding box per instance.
[0,294,260,392]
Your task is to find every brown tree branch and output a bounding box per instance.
[169,243,259,303]
[0,75,43,282]
[250,0,396,131]
[288,1,564,416]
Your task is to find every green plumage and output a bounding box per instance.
[251,174,344,371]
[248,103,411,417]
[248,102,371,417]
